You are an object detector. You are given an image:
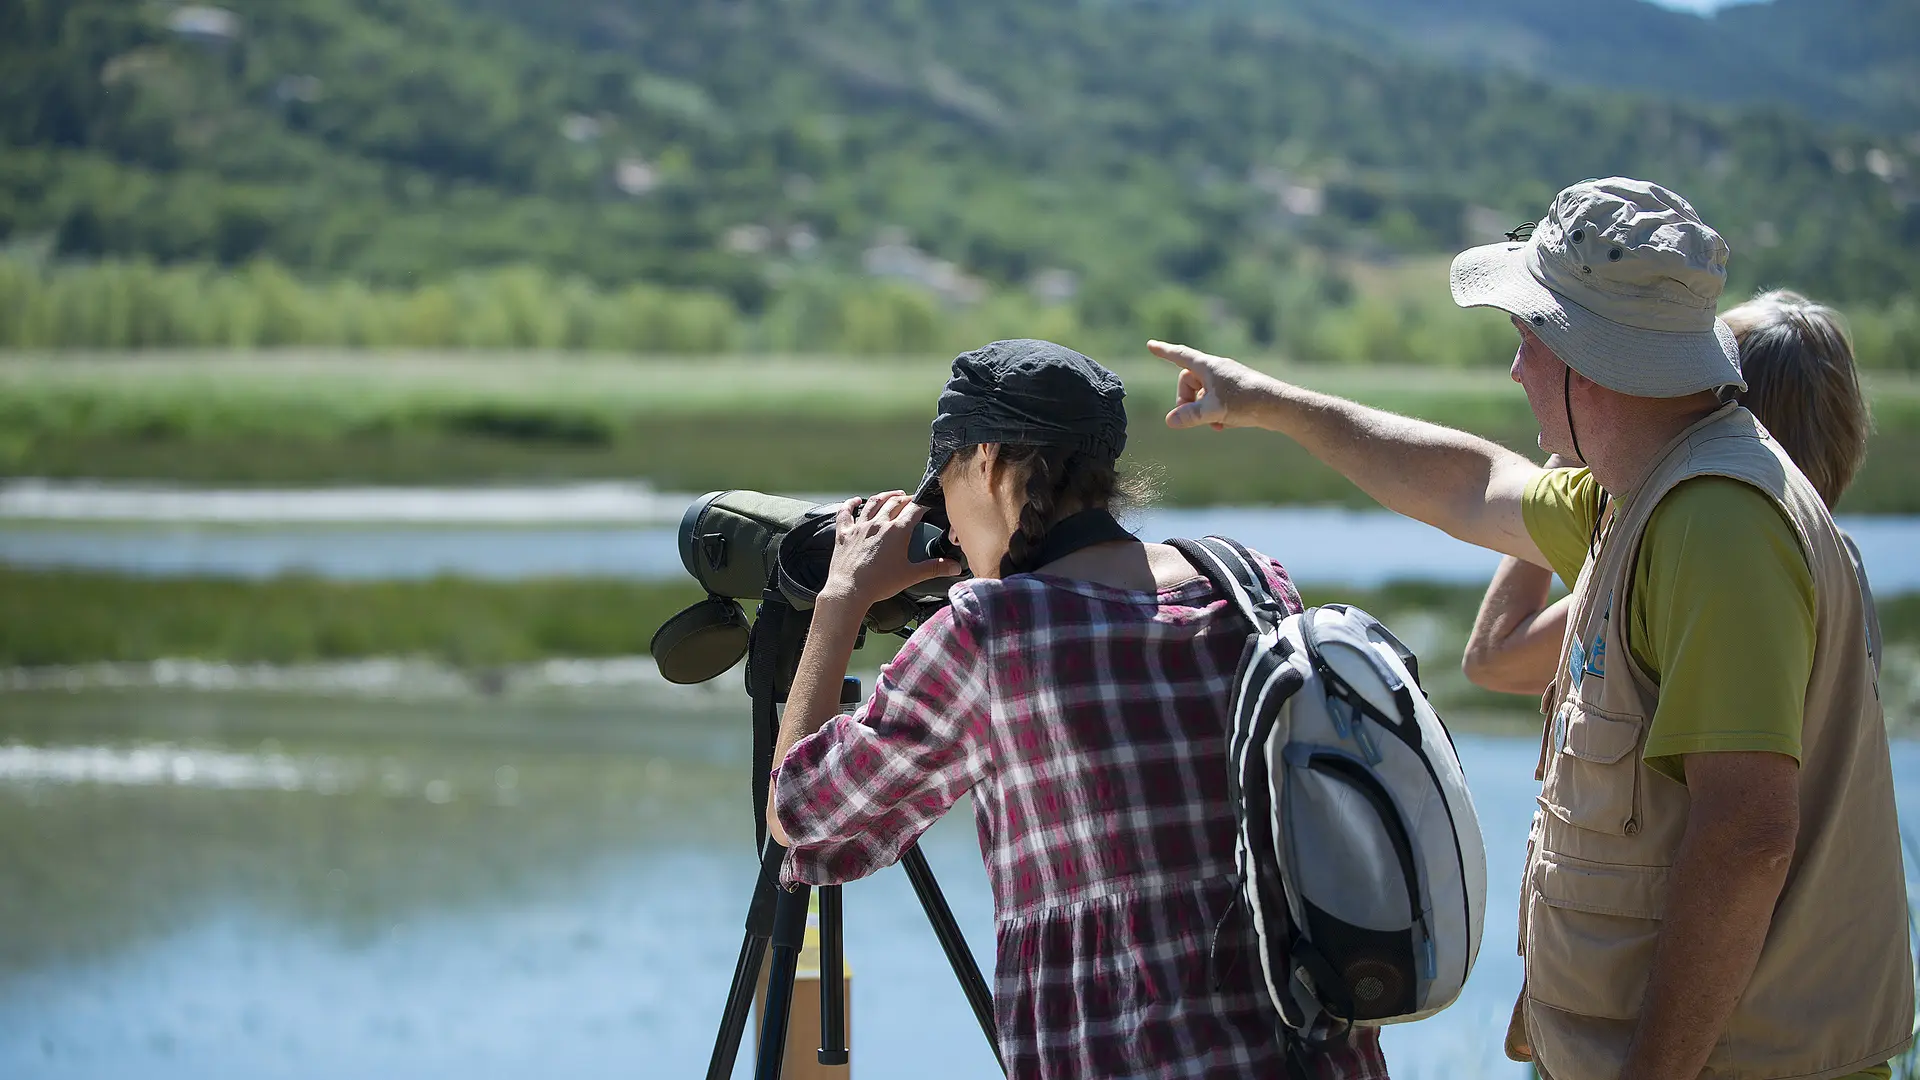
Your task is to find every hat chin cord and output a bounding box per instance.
[1564,366,1586,465]
[1564,365,1613,556]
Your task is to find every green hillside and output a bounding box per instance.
[2,0,1916,356]
[1714,0,1920,130]
[1272,0,1920,133]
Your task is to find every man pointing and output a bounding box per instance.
[1154,176,1911,1080]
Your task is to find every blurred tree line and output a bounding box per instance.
[1,0,1916,362]
[4,255,1916,369]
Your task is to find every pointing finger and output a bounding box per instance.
[1148,340,1208,368]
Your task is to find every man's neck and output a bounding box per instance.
[1582,393,1725,497]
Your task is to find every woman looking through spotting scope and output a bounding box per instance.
[763,339,1391,1079]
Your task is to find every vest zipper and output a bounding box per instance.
[1624,738,1644,835]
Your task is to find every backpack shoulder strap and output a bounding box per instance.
[1166,536,1283,633]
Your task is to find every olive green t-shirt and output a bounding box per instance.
[1522,468,1816,784]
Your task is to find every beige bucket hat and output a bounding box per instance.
[1451,177,1744,398]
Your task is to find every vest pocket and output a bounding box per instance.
[1524,852,1670,1020]
[1543,703,1644,835]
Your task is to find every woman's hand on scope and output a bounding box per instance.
[821,491,965,611]
[1149,339,1275,431]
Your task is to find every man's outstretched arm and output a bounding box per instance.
[1151,340,1549,565]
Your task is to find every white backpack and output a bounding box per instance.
[1169,537,1487,1065]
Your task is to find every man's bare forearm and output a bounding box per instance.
[1243,380,1544,560]
[764,594,865,845]
[1463,559,1563,694]
[1622,755,1798,1080]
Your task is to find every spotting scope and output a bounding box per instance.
[650,491,968,684]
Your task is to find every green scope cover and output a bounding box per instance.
[680,490,823,600]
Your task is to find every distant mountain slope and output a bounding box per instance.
[1717,0,1920,130]
[2,0,1914,331]
[457,0,1917,297]
[1268,0,1918,132]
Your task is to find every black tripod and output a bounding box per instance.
[705,592,1004,1080]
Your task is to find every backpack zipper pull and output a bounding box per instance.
[1208,873,1246,992]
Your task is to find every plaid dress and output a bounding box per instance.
[772,553,1391,1080]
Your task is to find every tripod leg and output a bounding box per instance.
[816,885,848,1066]
[710,929,770,1080]
[754,879,813,1080]
[901,844,1004,1073]
[708,839,785,1080]
[818,675,860,1066]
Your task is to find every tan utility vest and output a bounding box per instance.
[1521,404,1913,1080]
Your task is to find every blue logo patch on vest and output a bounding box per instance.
[1568,591,1614,692]
[1588,590,1613,679]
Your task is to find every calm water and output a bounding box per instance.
[1,691,1915,1080]
[5,509,1919,591]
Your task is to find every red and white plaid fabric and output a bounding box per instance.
[772,552,1391,1080]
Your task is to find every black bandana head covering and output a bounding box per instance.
[910,339,1128,512]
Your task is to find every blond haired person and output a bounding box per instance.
[1463,289,1883,697]
[1151,179,1911,1080]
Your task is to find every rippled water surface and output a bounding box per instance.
[1,691,1914,1079]
[4,505,1918,591]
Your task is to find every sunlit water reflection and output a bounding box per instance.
[5,508,1918,591]
[0,691,1913,1079]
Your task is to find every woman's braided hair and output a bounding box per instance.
[961,444,1152,579]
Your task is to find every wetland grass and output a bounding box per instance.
[6,352,1919,510]
[4,566,1913,725]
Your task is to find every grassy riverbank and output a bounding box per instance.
[4,566,1915,724]
[6,352,1920,510]
[0,568,702,671]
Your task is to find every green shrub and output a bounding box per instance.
[4,255,1916,383]
[1852,299,1920,372]
[0,257,750,353]
[837,284,945,356]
